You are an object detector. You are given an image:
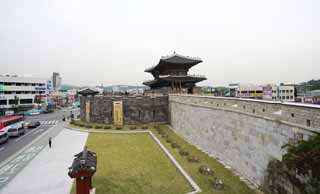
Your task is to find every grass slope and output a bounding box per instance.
[150,125,260,194]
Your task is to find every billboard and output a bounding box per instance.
[113,101,123,126]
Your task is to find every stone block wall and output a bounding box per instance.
[80,95,168,125]
[169,94,320,186]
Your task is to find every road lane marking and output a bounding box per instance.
[15,131,34,142]
[32,128,44,135]
[0,123,64,169]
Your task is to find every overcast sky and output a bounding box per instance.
[0,0,319,87]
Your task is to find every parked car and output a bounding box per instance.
[24,109,42,116]
[0,132,9,144]
[27,121,41,129]
[7,127,25,137]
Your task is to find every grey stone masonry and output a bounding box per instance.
[80,95,168,125]
[168,94,319,187]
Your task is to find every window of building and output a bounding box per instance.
[306,119,311,127]
[0,100,7,105]
[32,91,36,94]
[262,108,265,112]
[20,99,32,104]
[9,99,17,105]
[291,113,295,118]
[286,90,289,93]
[253,109,255,114]
[224,103,226,106]
[217,104,219,107]
[243,105,246,109]
[32,83,36,86]
[16,91,21,94]
[16,83,21,86]
[4,91,12,94]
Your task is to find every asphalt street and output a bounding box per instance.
[0,108,80,190]
[0,108,79,163]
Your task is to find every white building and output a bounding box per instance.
[0,75,50,113]
[271,85,296,102]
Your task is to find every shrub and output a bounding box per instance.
[142,125,148,130]
[94,125,103,129]
[166,138,172,143]
[104,125,112,130]
[70,120,75,125]
[171,143,181,149]
[130,126,137,130]
[188,155,200,163]
[179,150,189,156]
[199,165,214,176]
[115,126,123,130]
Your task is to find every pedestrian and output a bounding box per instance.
[49,137,52,148]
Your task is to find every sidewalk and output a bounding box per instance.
[0,129,88,194]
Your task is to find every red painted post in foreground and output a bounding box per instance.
[68,147,97,194]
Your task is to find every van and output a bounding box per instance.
[7,126,25,137]
[0,132,9,144]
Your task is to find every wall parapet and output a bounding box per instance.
[169,94,320,133]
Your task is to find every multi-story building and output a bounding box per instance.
[0,75,50,114]
[235,84,263,99]
[52,72,62,91]
[270,85,296,102]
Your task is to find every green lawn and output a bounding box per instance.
[71,125,260,194]
[72,133,192,194]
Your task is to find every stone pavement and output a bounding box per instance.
[0,129,88,194]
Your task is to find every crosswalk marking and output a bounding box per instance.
[39,120,58,125]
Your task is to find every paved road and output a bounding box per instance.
[0,108,80,190]
[0,110,62,163]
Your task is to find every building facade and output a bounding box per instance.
[52,72,62,91]
[0,75,50,114]
[229,83,296,102]
[143,53,206,94]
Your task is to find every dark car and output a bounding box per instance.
[43,109,54,114]
[27,121,41,129]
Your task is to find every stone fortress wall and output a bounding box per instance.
[80,95,168,125]
[169,94,320,186]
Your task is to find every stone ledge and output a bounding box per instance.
[170,99,319,134]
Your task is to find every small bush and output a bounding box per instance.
[166,138,172,143]
[130,126,137,130]
[115,126,123,130]
[161,134,168,139]
[104,125,112,129]
[179,150,189,156]
[70,120,75,125]
[188,155,200,163]
[171,143,181,149]
[94,125,103,129]
[142,125,148,130]
[78,123,85,127]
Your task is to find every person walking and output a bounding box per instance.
[49,137,52,148]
